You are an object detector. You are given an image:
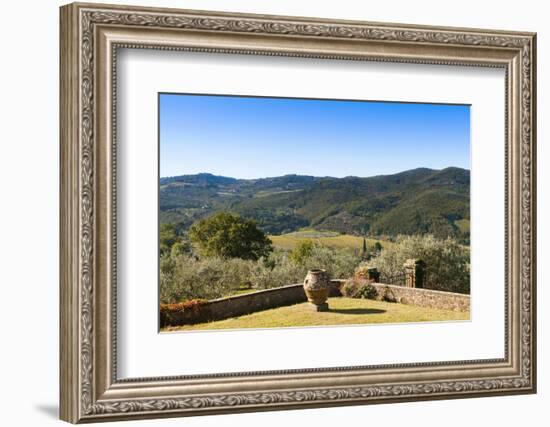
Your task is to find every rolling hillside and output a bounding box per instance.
[160,167,470,241]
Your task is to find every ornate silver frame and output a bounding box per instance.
[60,2,537,423]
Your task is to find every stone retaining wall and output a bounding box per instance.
[161,280,469,327]
[367,282,470,312]
[161,281,342,327]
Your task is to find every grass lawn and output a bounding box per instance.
[268,230,390,251]
[162,297,469,332]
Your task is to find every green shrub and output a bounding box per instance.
[357,283,378,299]
[341,279,378,299]
[341,279,361,298]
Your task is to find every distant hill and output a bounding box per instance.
[160,167,470,242]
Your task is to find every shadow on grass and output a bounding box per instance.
[328,308,386,315]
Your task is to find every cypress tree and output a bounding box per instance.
[362,237,367,258]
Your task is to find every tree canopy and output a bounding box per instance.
[160,223,179,256]
[188,212,273,260]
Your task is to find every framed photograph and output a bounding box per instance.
[60,2,537,423]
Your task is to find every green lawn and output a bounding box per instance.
[162,297,469,332]
[268,230,390,251]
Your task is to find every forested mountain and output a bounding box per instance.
[160,167,470,241]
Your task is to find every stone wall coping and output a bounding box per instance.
[208,282,303,304]
[208,279,470,303]
[207,279,469,305]
[373,282,470,299]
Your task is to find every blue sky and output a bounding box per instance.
[159,93,470,179]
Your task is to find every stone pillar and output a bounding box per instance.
[355,267,380,283]
[403,259,426,288]
[365,267,380,283]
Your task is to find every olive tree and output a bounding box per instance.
[367,234,470,294]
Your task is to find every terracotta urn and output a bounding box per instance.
[303,269,330,311]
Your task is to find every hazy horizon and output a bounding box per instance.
[160,165,470,180]
[160,93,470,179]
